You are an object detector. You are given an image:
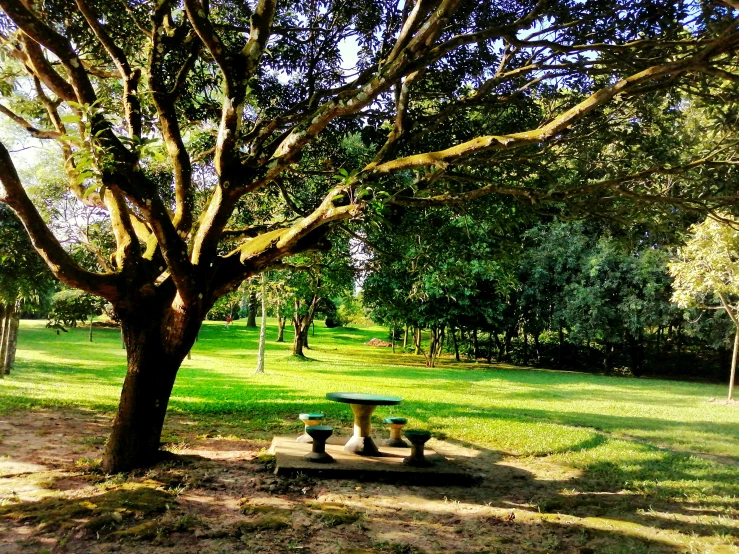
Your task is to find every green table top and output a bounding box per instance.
[326,392,403,406]
[299,413,324,420]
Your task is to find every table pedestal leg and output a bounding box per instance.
[344,404,380,456]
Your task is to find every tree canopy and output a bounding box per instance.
[670,214,739,399]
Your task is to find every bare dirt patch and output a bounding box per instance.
[0,409,735,553]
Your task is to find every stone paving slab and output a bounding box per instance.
[270,436,476,485]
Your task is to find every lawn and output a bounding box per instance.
[1,318,738,553]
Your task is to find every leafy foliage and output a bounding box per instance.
[48,289,106,328]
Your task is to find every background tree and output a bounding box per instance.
[669,214,739,400]
[3,0,739,471]
[0,204,53,375]
[363,203,522,366]
[274,245,354,357]
[48,288,106,341]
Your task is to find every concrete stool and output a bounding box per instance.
[297,412,324,443]
[304,425,335,463]
[403,430,432,467]
[383,417,409,447]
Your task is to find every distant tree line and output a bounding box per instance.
[363,211,735,383]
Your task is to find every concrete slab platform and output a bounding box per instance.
[270,436,476,485]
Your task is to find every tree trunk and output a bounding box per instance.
[522,328,528,365]
[604,341,613,373]
[102,309,199,473]
[255,274,267,374]
[627,332,643,377]
[0,303,12,375]
[729,327,738,401]
[414,327,421,355]
[246,291,258,327]
[4,304,19,374]
[473,329,479,359]
[493,333,503,362]
[89,314,94,342]
[424,327,439,368]
[291,296,317,356]
[276,316,286,342]
[558,323,565,368]
[292,312,304,357]
[403,325,408,348]
[503,326,515,361]
[451,326,460,362]
[0,304,5,379]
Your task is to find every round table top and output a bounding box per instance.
[326,392,403,406]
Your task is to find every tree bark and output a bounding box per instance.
[729,327,738,401]
[4,304,19,374]
[1,303,12,375]
[102,308,199,473]
[255,273,267,374]
[414,326,421,355]
[451,326,460,362]
[0,303,5,379]
[246,291,257,327]
[488,333,505,363]
[292,313,304,357]
[89,314,94,342]
[276,315,286,342]
[403,325,408,348]
[291,295,318,356]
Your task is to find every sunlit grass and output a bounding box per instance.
[1,319,738,507]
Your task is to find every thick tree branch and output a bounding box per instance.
[149,3,194,233]
[0,141,119,299]
[0,104,61,139]
[0,0,97,104]
[366,57,706,177]
[74,0,142,138]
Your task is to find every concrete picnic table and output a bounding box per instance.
[326,392,403,456]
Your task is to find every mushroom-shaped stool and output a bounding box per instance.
[403,430,433,467]
[304,425,335,463]
[383,417,409,447]
[297,413,324,443]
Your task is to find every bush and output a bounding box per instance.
[48,289,106,328]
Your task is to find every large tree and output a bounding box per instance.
[2,0,739,472]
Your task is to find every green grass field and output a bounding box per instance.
[2,318,738,516]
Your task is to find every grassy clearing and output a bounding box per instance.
[2,319,738,511]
